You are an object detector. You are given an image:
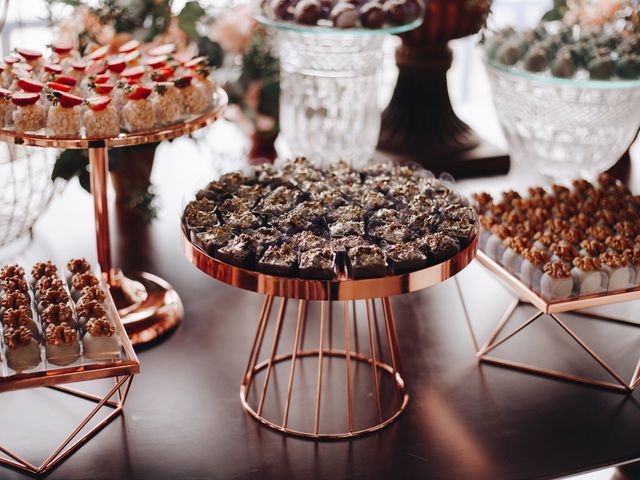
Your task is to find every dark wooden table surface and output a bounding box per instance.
[1,131,640,480]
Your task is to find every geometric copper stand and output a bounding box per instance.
[0,88,228,345]
[458,252,640,393]
[182,226,478,439]
[241,296,407,438]
[0,375,134,475]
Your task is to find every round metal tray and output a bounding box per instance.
[0,88,228,149]
[181,226,478,301]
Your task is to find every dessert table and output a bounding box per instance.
[1,127,639,479]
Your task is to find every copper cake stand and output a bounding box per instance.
[458,251,640,392]
[0,88,228,345]
[182,226,477,439]
[0,277,139,475]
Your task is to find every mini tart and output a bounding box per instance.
[540,261,573,300]
[44,322,80,366]
[3,326,41,372]
[83,317,120,359]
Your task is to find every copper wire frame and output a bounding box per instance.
[0,277,139,474]
[458,251,640,392]
[182,228,478,438]
[0,374,135,475]
[0,89,228,345]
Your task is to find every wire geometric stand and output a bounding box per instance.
[182,227,477,438]
[0,277,139,474]
[458,252,640,393]
[0,88,228,345]
[0,375,134,475]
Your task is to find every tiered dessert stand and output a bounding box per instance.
[0,88,228,345]
[458,251,640,392]
[182,225,477,439]
[0,276,139,474]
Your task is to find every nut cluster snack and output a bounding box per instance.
[476,173,640,300]
[183,157,477,280]
[0,258,122,374]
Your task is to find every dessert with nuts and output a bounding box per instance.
[476,174,640,300]
[44,322,80,366]
[4,326,41,371]
[83,317,120,359]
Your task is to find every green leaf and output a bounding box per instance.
[197,37,224,68]
[178,1,206,40]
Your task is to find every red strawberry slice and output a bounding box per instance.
[11,92,39,106]
[17,77,44,93]
[183,56,208,69]
[107,58,126,73]
[58,92,83,108]
[15,48,42,60]
[4,55,20,65]
[148,43,175,57]
[44,63,63,74]
[118,40,140,54]
[151,66,174,82]
[126,84,152,100]
[174,75,193,89]
[46,82,72,93]
[93,83,114,94]
[71,60,86,71]
[51,43,73,54]
[92,74,110,84]
[55,75,77,86]
[86,95,111,111]
[85,61,107,77]
[121,66,145,80]
[123,50,140,63]
[145,55,168,69]
[87,44,110,61]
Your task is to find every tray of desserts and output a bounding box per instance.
[0,42,227,148]
[474,173,640,313]
[181,158,478,301]
[0,259,139,392]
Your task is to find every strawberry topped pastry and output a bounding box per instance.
[174,74,207,115]
[120,84,155,131]
[46,91,83,136]
[151,81,182,125]
[11,92,45,132]
[0,40,217,135]
[0,88,12,127]
[83,96,120,137]
[14,47,44,72]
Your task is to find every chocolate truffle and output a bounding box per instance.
[294,0,323,25]
[330,2,359,28]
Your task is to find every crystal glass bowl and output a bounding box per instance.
[485,59,640,180]
[258,16,422,169]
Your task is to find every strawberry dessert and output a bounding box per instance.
[120,84,155,131]
[11,92,45,132]
[46,92,83,136]
[83,96,120,137]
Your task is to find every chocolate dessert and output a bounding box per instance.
[257,244,298,277]
[299,248,336,279]
[347,245,387,279]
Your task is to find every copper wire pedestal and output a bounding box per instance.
[0,278,139,475]
[0,89,228,345]
[182,227,477,438]
[459,251,640,392]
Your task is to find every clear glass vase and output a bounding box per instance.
[485,60,640,181]
[274,29,385,169]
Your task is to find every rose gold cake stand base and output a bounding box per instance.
[241,295,408,439]
[0,375,134,475]
[457,252,640,392]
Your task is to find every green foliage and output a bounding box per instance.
[541,0,568,22]
[178,1,206,40]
